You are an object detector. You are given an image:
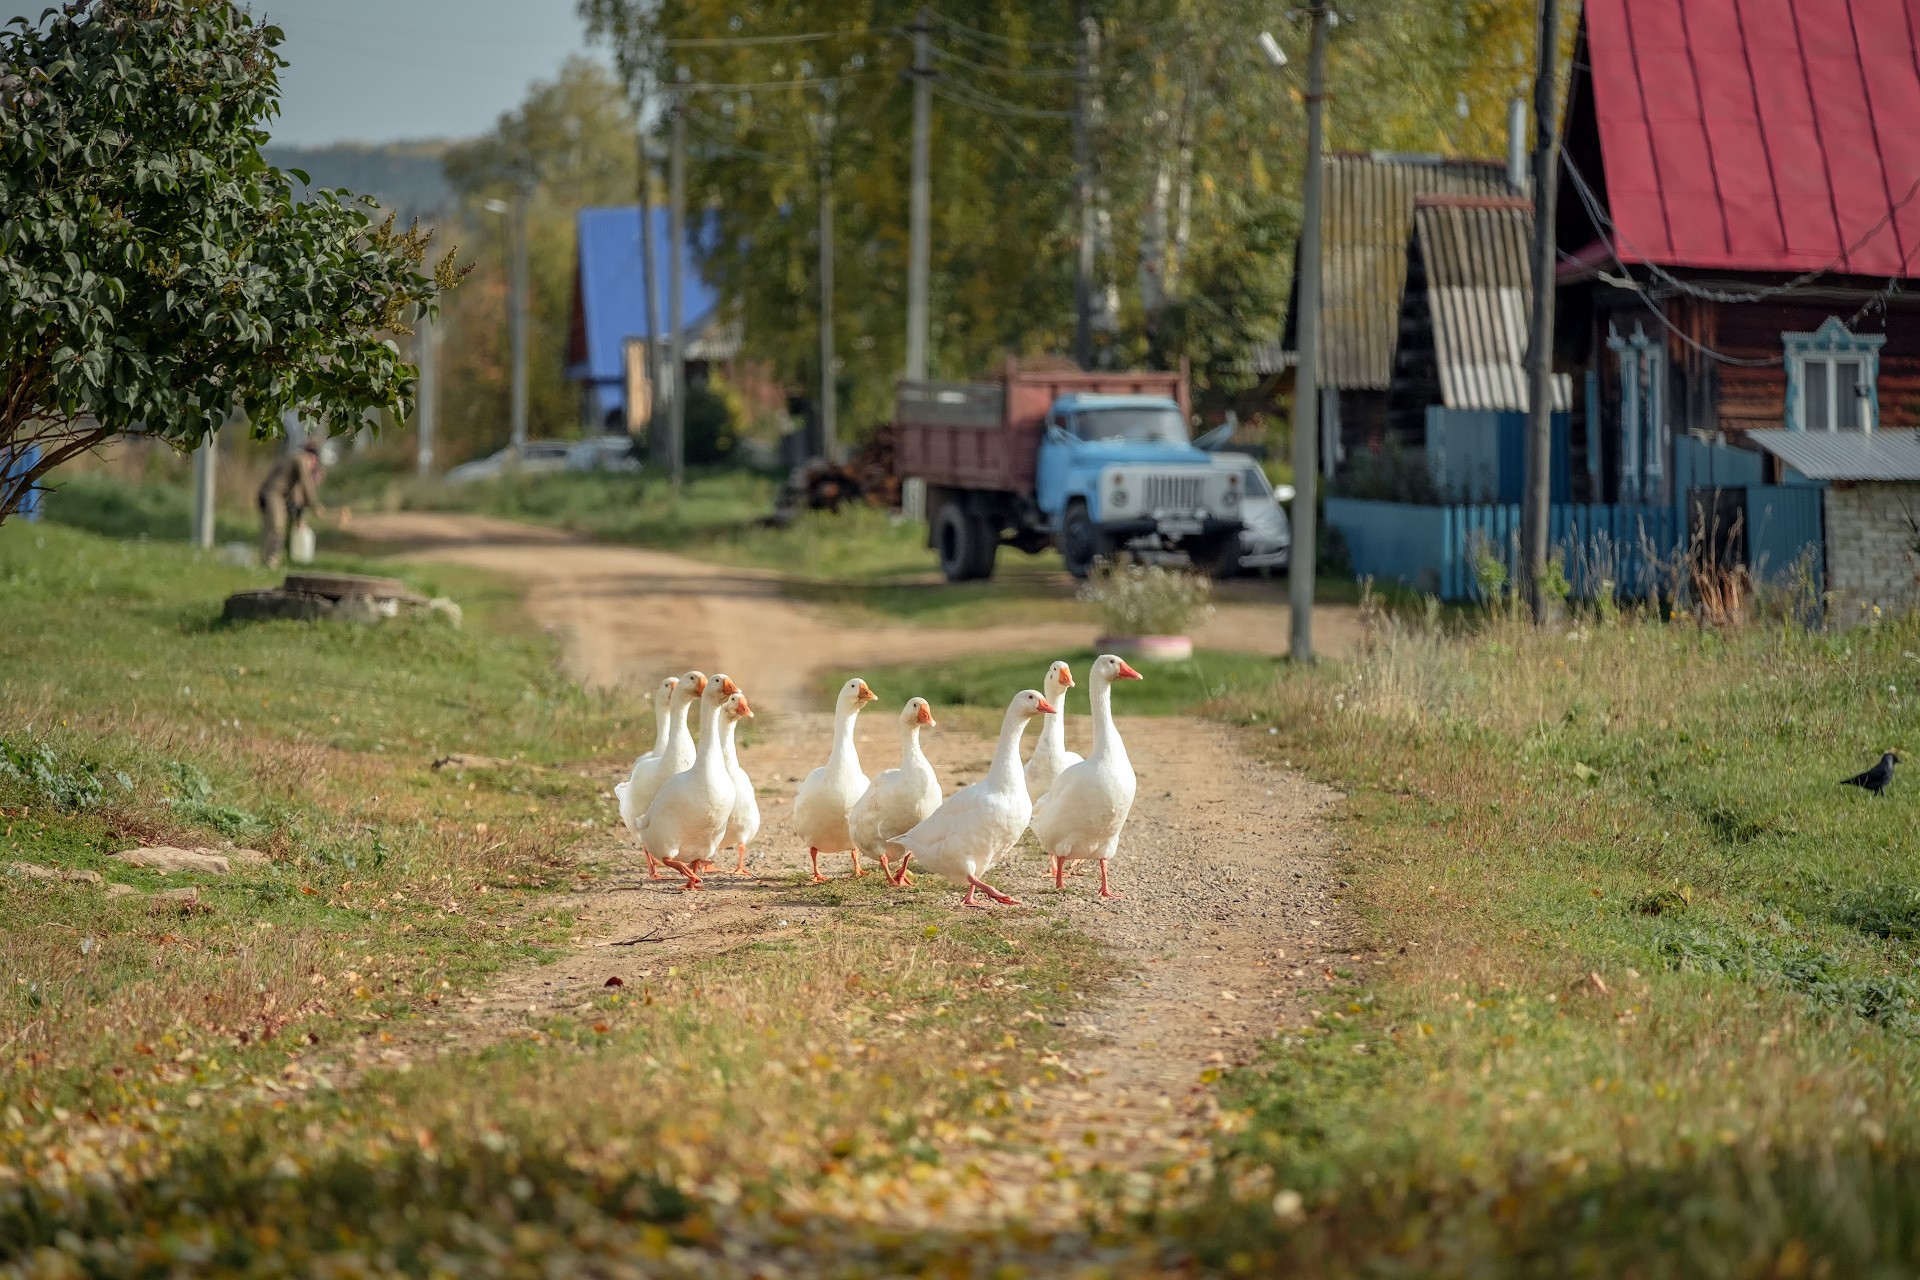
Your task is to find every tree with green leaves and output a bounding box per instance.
[0,0,461,523]
[436,57,638,458]
[579,1,1546,436]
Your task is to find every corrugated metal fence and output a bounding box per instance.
[1327,497,1681,601]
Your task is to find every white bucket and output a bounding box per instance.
[289,519,316,564]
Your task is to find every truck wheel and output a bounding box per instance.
[935,502,985,582]
[1061,500,1107,580]
[965,513,1000,580]
[1188,535,1244,580]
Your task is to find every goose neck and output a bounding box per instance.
[986,706,1033,789]
[649,695,673,755]
[694,699,726,770]
[827,703,861,767]
[1043,685,1069,752]
[1088,675,1124,763]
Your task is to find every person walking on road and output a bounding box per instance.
[258,439,325,569]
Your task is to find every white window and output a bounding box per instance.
[1607,321,1667,503]
[1785,317,1884,433]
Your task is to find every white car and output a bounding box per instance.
[442,440,573,485]
[565,435,641,472]
[1217,453,1292,573]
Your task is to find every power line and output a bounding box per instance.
[1563,154,1920,305]
[666,71,885,92]
[923,11,1083,51]
[925,41,1080,79]
[931,76,1074,120]
[658,30,877,47]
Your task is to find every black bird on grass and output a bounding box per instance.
[1842,751,1901,796]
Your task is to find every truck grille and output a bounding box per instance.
[1142,474,1206,512]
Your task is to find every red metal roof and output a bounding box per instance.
[1582,0,1920,277]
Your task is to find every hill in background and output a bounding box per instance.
[264,139,456,222]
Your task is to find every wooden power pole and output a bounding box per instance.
[905,7,933,382]
[1521,0,1562,622]
[1288,5,1330,664]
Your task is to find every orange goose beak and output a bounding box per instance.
[916,703,935,726]
[1035,698,1058,715]
[1115,661,1144,681]
[720,676,740,696]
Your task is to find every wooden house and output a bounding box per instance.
[1553,0,1920,504]
[1265,152,1514,477]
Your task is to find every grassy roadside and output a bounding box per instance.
[850,647,1285,717]
[0,523,1137,1275]
[1167,604,1920,1274]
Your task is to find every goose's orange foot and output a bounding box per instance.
[1097,860,1122,900]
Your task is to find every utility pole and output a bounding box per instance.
[905,7,933,382]
[668,95,688,496]
[637,125,667,467]
[817,97,838,462]
[1521,0,1562,622]
[1072,4,1095,370]
[1288,6,1329,664]
[508,176,531,452]
[415,306,437,477]
[191,429,216,550]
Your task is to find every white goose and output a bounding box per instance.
[793,677,877,882]
[620,672,703,878]
[1024,660,1082,801]
[849,697,943,884]
[885,688,1056,908]
[720,687,761,875]
[639,680,749,890]
[1031,653,1143,899]
[615,674,678,824]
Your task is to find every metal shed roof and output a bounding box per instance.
[1579,0,1920,278]
[570,206,728,414]
[1273,153,1512,388]
[1745,428,1920,481]
[1413,196,1572,412]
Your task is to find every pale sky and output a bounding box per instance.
[5,0,603,146]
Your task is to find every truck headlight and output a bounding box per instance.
[1112,487,1128,508]
[1222,487,1239,509]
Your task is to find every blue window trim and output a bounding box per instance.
[1784,317,1885,432]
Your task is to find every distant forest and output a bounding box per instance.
[263,140,454,222]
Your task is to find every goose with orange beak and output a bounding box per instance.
[793,677,878,882]
[639,676,748,891]
[849,696,943,884]
[1030,654,1144,899]
[884,688,1055,908]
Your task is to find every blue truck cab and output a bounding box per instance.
[1037,393,1247,577]
[896,365,1249,581]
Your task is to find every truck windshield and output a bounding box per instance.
[1073,407,1187,445]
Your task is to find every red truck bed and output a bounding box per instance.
[896,360,1189,497]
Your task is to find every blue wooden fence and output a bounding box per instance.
[1426,408,1571,504]
[1326,497,1682,601]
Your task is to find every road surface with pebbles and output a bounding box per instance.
[353,510,1356,1224]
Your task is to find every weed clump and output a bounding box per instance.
[1080,558,1213,637]
[0,738,129,811]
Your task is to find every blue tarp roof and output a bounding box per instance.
[573,205,719,411]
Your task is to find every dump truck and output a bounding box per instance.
[896,361,1253,581]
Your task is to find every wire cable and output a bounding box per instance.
[925,41,1080,79]
[930,76,1074,120]
[658,30,877,47]
[1563,153,1920,305]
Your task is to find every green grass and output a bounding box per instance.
[848,646,1285,716]
[1162,606,1920,1275]
[0,520,1129,1275]
[36,469,258,545]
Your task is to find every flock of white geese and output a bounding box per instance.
[613,655,1145,907]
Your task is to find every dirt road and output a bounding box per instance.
[353,510,1353,1225]
[348,510,1362,713]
